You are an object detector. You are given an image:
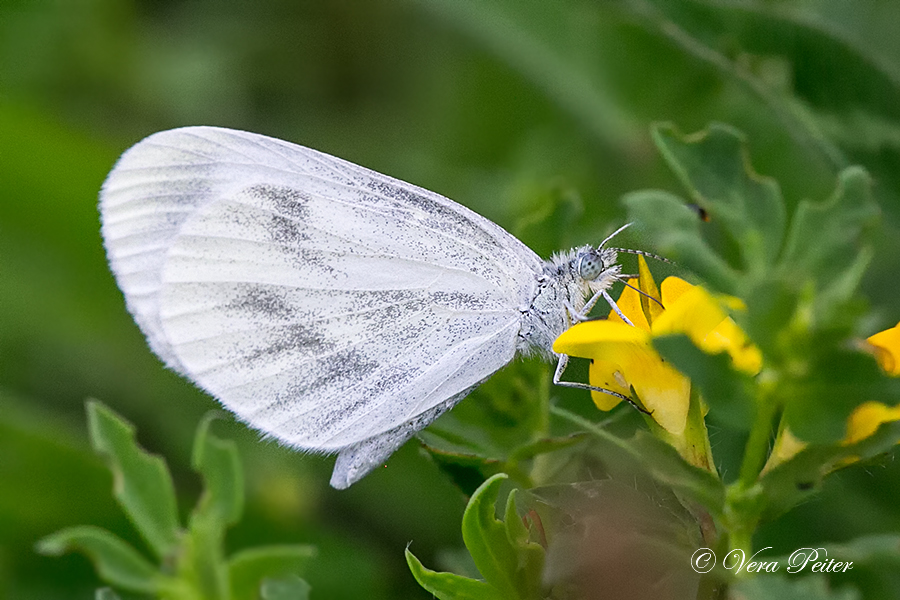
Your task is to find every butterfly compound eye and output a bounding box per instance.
[577,251,605,280]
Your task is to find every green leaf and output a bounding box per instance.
[260,575,312,600]
[405,548,504,600]
[228,545,317,600]
[623,189,739,293]
[86,400,181,560]
[462,473,522,599]
[759,420,900,519]
[407,476,545,600]
[777,166,878,313]
[740,279,800,362]
[503,491,544,599]
[783,350,900,444]
[618,0,849,170]
[550,406,725,516]
[419,433,585,496]
[181,414,244,600]
[653,334,755,429]
[651,122,787,274]
[181,515,229,600]
[507,434,586,464]
[95,589,123,600]
[191,413,244,527]
[624,0,900,229]
[35,525,162,594]
[731,573,860,600]
[417,442,506,497]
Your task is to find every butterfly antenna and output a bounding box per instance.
[610,247,674,265]
[598,222,633,248]
[617,278,665,310]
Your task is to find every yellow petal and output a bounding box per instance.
[867,322,900,376]
[553,319,651,357]
[637,255,664,326]
[607,278,651,331]
[587,359,629,410]
[625,363,691,435]
[763,427,808,473]
[660,276,695,306]
[653,283,761,375]
[844,401,900,445]
[706,318,763,375]
[555,321,691,434]
[652,285,727,339]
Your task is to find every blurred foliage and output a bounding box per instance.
[4,0,900,598]
[37,402,316,599]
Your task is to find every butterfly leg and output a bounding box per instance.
[575,289,635,327]
[552,353,651,415]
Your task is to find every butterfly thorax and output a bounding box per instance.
[517,245,620,360]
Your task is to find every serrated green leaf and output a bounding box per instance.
[652,122,786,274]
[191,413,243,527]
[653,334,755,430]
[228,545,317,600]
[623,189,739,293]
[181,414,243,600]
[406,548,504,600]
[260,575,311,600]
[86,400,181,560]
[462,473,522,599]
[731,573,860,600]
[626,0,900,230]
[36,525,162,593]
[778,167,878,309]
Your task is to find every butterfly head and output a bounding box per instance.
[575,246,621,287]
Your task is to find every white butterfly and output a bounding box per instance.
[100,126,641,488]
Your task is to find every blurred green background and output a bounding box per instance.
[3,0,900,598]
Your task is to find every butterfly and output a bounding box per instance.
[100,126,647,488]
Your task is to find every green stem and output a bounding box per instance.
[528,366,553,485]
[723,387,780,567]
[737,395,779,488]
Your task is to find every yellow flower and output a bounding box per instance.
[553,256,760,435]
[766,321,900,470]
[867,321,900,376]
[843,321,900,443]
